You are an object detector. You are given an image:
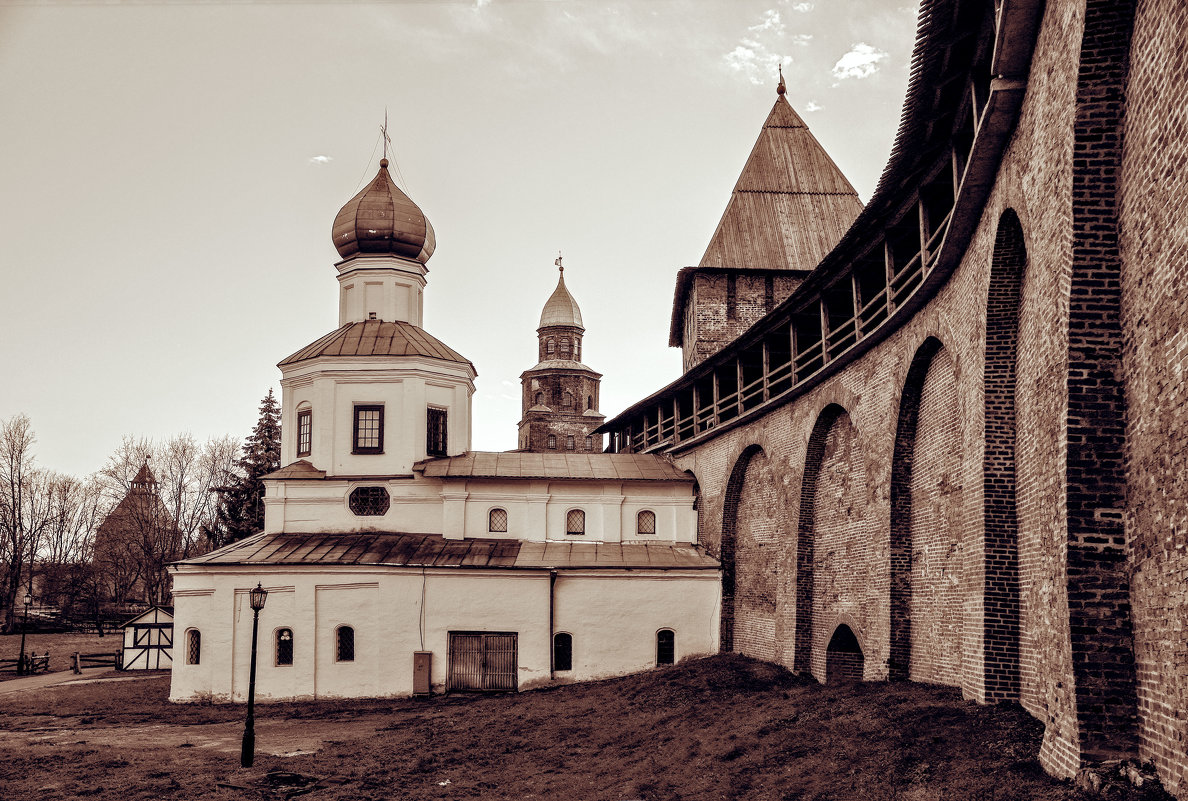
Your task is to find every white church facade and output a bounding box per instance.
[168,156,720,703]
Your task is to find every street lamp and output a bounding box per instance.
[17,592,31,676]
[241,583,267,768]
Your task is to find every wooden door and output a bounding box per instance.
[447,632,518,692]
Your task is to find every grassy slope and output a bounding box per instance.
[0,655,1173,801]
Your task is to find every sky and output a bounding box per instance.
[0,0,919,478]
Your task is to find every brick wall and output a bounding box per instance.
[683,272,803,371]
[725,448,781,661]
[1120,0,1188,794]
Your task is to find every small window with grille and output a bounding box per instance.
[336,626,355,662]
[563,391,573,409]
[427,407,448,457]
[352,405,384,454]
[547,434,557,449]
[586,435,593,451]
[553,632,573,672]
[566,509,585,536]
[489,508,508,533]
[297,409,312,457]
[657,629,675,665]
[566,435,575,450]
[637,510,657,536]
[276,628,294,666]
[546,338,555,356]
[535,392,544,406]
[349,486,390,516]
[186,629,201,665]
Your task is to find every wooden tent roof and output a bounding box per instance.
[279,319,473,369]
[669,93,863,347]
[179,531,718,571]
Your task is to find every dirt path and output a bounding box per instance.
[0,713,385,757]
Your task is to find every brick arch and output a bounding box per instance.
[825,624,864,682]
[889,336,944,680]
[718,444,765,653]
[982,208,1025,701]
[794,403,850,675]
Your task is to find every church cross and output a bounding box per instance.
[381,110,392,160]
[555,251,563,274]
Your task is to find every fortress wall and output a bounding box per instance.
[673,0,1091,780]
[1121,0,1188,793]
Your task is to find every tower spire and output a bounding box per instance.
[777,63,786,96]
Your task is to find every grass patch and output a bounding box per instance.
[0,655,1173,800]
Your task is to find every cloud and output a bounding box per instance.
[788,2,814,11]
[308,155,333,165]
[723,7,812,86]
[805,100,822,112]
[831,42,889,80]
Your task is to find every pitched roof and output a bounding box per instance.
[414,451,691,481]
[179,531,718,571]
[262,460,327,481]
[670,94,864,346]
[279,319,473,369]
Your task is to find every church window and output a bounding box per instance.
[563,391,573,409]
[276,628,294,666]
[336,626,355,662]
[657,629,675,665]
[566,509,585,536]
[186,629,201,665]
[349,486,390,516]
[553,632,573,672]
[560,337,570,357]
[547,434,557,449]
[637,510,656,536]
[489,508,508,533]
[352,405,384,454]
[296,409,312,457]
[587,395,593,410]
[586,435,593,450]
[575,339,581,360]
[566,435,575,450]
[547,338,555,356]
[535,391,544,406]
[427,407,448,457]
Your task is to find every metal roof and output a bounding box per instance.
[279,319,473,369]
[538,270,584,330]
[332,159,436,263]
[178,531,719,571]
[414,452,692,481]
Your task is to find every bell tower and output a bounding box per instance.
[518,258,604,452]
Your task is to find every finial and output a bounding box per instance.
[777,64,786,95]
[380,109,392,161]
[555,251,564,275]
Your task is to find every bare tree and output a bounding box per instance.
[36,473,106,615]
[0,414,36,631]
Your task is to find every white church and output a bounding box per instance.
[168,155,721,702]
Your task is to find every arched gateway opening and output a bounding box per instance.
[825,625,864,682]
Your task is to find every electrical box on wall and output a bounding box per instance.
[413,651,432,696]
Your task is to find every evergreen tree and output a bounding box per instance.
[204,390,281,549]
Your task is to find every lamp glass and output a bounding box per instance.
[249,583,267,611]
[23,593,31,607]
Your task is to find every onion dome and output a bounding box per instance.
[539,267,584,330]
[332,158,436,263]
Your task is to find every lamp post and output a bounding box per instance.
[240,582,267,768]
[17,592,31,676]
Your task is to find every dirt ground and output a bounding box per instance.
[0,632,120,681]
[0,655,1173,801]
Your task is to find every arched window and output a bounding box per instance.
[276,628,294,666]
[546,338,555,356]
[186,629,201,665]
[560,337,571,356]
[566,509,585,536]
[553,632,573,672]
[566,435,575,450]
[585,435,593,451]
[489,508,508,533]
[563,391,573,409]
[534,391,544,406]
[575,339,581,360]
[547,434,557,449]
[637,510,656,536]
[587,395,593,410]
[336,626,355,662]
[657,629,675,665]
[296,405,312,457]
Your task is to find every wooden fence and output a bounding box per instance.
[72,651,122,672]
[0,653,50,675]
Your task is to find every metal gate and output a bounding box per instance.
[447,632,518,692]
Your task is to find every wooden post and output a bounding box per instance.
[884,238,896,312]
[762,340,771,402]
[918,196,930,269]
[73,651,81,674]
[850,272,862,341]
[819,299,830,364]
